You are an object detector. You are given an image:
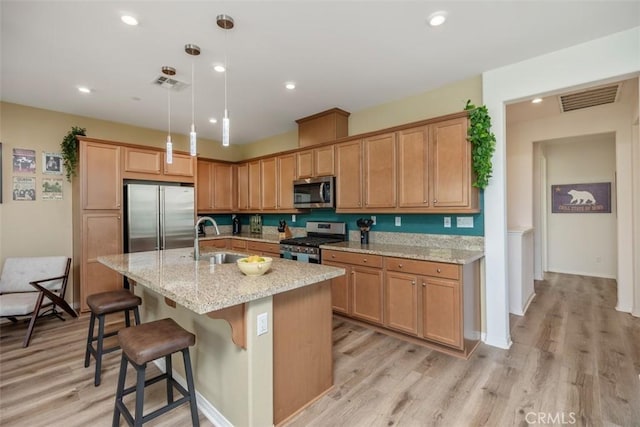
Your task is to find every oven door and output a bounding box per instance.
[280,248,320,264]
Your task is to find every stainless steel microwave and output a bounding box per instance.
[293,176,335,209]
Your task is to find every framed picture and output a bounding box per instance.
[12,148,36,173]
[551,182,611,213]
[12,176,36,201]
[43,152,63,175]
[42,177,63,200]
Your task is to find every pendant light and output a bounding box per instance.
[217,14,234,147]
[185,44,201,156]
[162,66,176,164]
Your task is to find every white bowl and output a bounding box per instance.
[237,256,273,276]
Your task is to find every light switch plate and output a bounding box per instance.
[257,312,268,336]
[371,216,376,225]
[395,216,401,226]
[456,216,474,228]
[444,217,451,228]
[291,214,296,223]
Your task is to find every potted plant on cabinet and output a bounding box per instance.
[465,100,496,189]
[61,126,86,182]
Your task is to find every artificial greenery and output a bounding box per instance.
[465,100,496,189]
[61,126,86,182]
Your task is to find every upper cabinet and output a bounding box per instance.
[164,153,195,177]
[248,161,261,211]
[197,160,234,213]
[277,153,297,210]
[296,145,335,179]
[81,140,121,210]
[296,108,350,148]
[335,140,363,209]
[260,157,278,211]
[237,163,249,211]
[122,146,195,183]
[397,126,430,208]
[363,132,397,209]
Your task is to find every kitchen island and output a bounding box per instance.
[99,247,345,427]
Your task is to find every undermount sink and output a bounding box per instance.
[204,252,246,264]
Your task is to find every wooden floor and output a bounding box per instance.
[1,273,638,427]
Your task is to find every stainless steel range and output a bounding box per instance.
[279,221,347,263]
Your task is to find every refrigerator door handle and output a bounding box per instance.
[159,187,165,250]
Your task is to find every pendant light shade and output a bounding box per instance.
[217,14,234,147]
[162,66,175,164]
[185,44,201,156]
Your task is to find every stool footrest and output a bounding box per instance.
[120,372,189,399]
[116,395,192,425]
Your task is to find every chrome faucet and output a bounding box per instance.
[194,216,220,261]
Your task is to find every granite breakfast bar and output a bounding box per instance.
[99,247,345,427]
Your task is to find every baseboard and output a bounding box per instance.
[546,268,616,279]
[483,333,512,349]
[153,359,234,427]
[522,292,536,315]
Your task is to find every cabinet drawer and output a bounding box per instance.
[322,250,383,268]
[231,239,248,250]
[385,257,459,280]
[247,241,279,254]
[200,239,229,249]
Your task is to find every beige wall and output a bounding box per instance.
[240,75,482,159]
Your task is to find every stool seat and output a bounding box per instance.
[87,290,141,315]
[119,318,195,365]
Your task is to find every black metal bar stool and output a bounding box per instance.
[112,317,199,427]
[84,289,142,386]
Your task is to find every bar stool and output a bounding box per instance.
[84,289,142,386]
[112,318,199,427]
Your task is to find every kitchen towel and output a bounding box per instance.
[296,253,309,263]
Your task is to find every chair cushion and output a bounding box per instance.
[0,256,68,293]
[0,293,53,316]
[118,318,195,365]
[86,290,141,315]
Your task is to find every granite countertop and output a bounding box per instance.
[320,241,484,264]
[199,232,282,243]
[98,248,345,314]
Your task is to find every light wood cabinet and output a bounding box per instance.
[197,160,234,213]
[322,250,384,325]
[422,277,461,348]
[248,161,261,210]
[164,152,195,177]
[123,147,162,175]
[199,239,230,249]
[335,140,363,209]
[296,145,335,179]
[385,271,419,336]
[430,117,473,209]
[363,132,396,209]
[237,163,249,211]
[296,108,350,147]
[277,154,296,210]
[230,239,248,250]
[247,241,280,257]
[398,126,429,208]
[261,157,278,211]
[81,141,121,210]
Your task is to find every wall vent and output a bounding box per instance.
[559,84,620,112]
[152,75,189,91]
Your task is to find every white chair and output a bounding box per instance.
[0,256,77,347]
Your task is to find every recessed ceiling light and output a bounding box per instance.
[427,11,447,27]
[214,65,225,73]
[285,82,296,90]
[121,15,138,26]
[78,87,91,94]
[209,118,218,124]
[531,97,543,104]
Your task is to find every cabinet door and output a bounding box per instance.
[422,277,462,349]
[164,153,195,177]
[385,271,419,336]
[296,150,314,179]
[314,145,335,176]
[213,163,234,211]
[197,161,214,212]
[335,140,362,209]
[351,265,384,325]
[248,161,261,210]
[277,154,296,210]
[81,213,123,312]
[398,126,429,208]
[237,163,249,211]
[261,157,278,210]
[81,141,121,210]
[363,132,396,208]
[430,117,470,208]
[323,261,350,315]
[124,147,162,175]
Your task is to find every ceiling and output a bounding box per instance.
[2,1,639,145]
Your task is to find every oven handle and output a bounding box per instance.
[319,182,325,201]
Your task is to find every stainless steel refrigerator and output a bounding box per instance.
[124,183,195,253]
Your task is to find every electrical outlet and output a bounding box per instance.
[395,216,401,226]
[257,313,268,336]
[291,214,296,223]
[456,217,474,228]
[371,216,376,225]
[444,217,451,228]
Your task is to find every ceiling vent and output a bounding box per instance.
[152,75,189,91]
[559,84,620,112]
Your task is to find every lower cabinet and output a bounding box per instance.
[322,250,384,326]
[247,240,280,257]
[324,249,480,354]
[200,239,230,249]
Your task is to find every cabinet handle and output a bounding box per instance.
[331,254,336,258]
[424,200,427,203]
[437,268,441,273]
[433,199,437,204]
[351,271,355,275]
[422,282,426,287]
[398,264,403,268]
[411,281,416,286]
